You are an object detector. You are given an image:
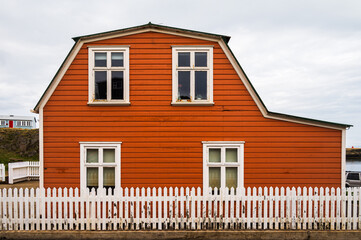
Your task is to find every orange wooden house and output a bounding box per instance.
[33,23,351,192]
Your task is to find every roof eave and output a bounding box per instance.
[267,111,352,129]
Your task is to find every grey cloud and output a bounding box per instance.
[0,0,360,146]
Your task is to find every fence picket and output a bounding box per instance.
[325,187,330,230]
[296,187,301,230]
[13,188,18,230]
[140,188,145,230]
[341,188,346,230]
[169,187,174,230]
[224,187,229,230]
[152,187,156,230]
[274,187,279,230]
[347,187,352,230]
[246,187,251,229]
[353,188,358,230]
[320,187,324,230]
[269,187,273,230]
[280,187,285,230]
[197,187,202,230]
[359,188,361,230]
[29,188,34,230]
[308,187,313,230]
[286,187,291,230]
[263,187,268,229]
[330,187,335,230]
[336,187,341,230]
[163,187,168,230]
[157,187,162,230]
[24,188,29,230]
[186,187,190,230]
[257,187,262,230]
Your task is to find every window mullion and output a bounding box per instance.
[99,148,103,189]
[191,70,195,101]
[191,52,195,101]
[107,70,111,101]
[221,166,226,189]
[221,147,226,189]
[99,166,103,189]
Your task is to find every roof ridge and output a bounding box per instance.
[72,22,231,43]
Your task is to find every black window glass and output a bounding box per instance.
[347,173,360,180]
[95,53,107,67]
[111,71,124,100]
[95,71,107,99]
[178,71,190,100]
[111,52,124,67]
[195,52,207,67]
[178,52,190,67]
[195,71,207,100]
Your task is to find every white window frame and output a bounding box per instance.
[0,120,5,126]
[203,141,244,194]
[80,142,122,192]
[172,46,213,105]
[88,46,130,105]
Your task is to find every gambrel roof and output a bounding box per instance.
[33,22,352,130]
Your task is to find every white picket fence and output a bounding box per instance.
[8,161,39,184]
[0,186,360,231]
[0,164,5,182]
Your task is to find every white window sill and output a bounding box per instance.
[87,101,131,106]
[171,102,214,106]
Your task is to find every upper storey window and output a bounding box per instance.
[88,46,130,105]
[172,46,213,105]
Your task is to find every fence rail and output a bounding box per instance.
[0,186,360,231]
[0,164,5,182]
[8,161,39,184]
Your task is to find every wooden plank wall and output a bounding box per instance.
[43,32,342,189]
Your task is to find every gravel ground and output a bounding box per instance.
[0,180,39,189]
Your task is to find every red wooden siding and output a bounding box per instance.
[43,31,342,189]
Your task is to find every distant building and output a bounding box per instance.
[0,115,37,129]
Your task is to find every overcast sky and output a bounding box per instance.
[0,0,360,147]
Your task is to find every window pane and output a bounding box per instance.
[226,167,238,189]
[178,52,190,67]
[95,52,107,67]
[209,167,221,189]
[87,168,98,188]
[195,71,207,100]
[226,148,238,162]
[103,167,115,187]
[195,52,207,67]
[178,71,190,100]
[104,149,115,163]
[348,173,360,180]
[111,52,123,67]
[95,71,107,99]
[111,71,124,100]
[86,149,98,163]
[209,149,221,162]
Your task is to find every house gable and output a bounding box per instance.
[33,23,351,130]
